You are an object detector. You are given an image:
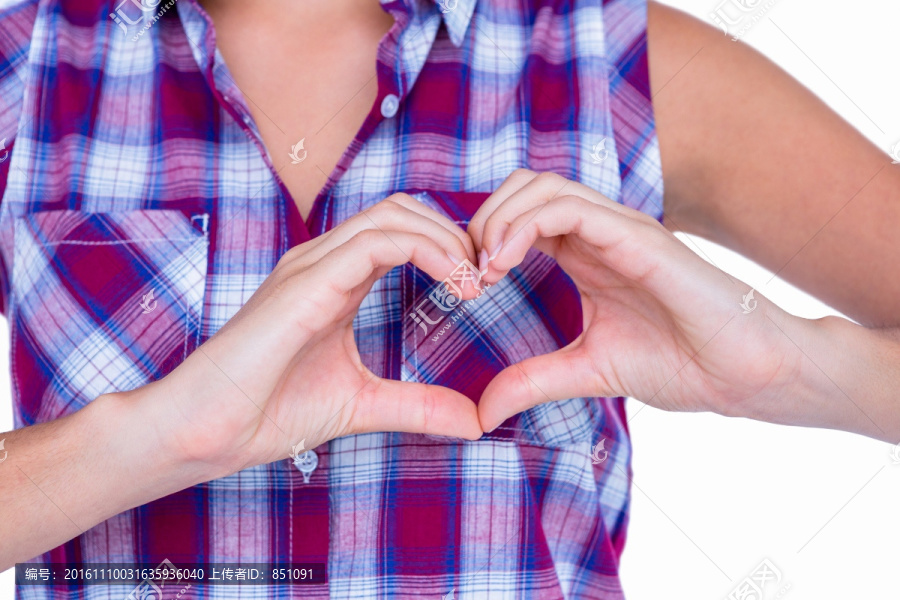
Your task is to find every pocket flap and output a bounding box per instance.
[11,209,210,423]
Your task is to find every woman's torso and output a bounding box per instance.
[0,0,663,597]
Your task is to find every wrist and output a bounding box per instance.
[94,382,233,499]
[749,312,899,441]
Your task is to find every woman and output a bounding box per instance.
[0,0,897,597]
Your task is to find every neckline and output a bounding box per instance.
[188,0,415,248]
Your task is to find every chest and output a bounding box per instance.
[198,0,396,221]
[0,0,641,354]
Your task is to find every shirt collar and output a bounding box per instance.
[393,0,477,48]
[431,0,477,48]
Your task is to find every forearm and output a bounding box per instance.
[749,312,900,442]
[0,384,222,568]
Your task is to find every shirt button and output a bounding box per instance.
[380,93,400,119]
[293,449,318,484]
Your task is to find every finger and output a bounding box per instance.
[467,168,539,254]
[382,193,478,263]
[475,172,575,269]
[351,378,483,440]
[308,229,477,301]
[270,230,469,336]
[476,173,653,278]
[320,209,472,269]
[281,196,475,270]
[477,342,610,433]
[487,194,677,286]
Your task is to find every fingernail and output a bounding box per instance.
[446,250,462,266]
[488,241,503,261]
[478,248,488,274]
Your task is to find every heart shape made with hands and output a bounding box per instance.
[389,187,590,439]
[402,247,588,440]
[367,171,741,441]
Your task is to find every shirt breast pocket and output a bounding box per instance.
[10,209,210,424]
[395,189,600,448]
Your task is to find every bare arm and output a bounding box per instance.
[647,1,900,328]
[467,7,900,440]
[0,388,221,567]
[467,169,900,443]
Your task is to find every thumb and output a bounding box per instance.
[351,378,484,440]
[478,342,607,433]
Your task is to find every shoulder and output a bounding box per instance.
[0,0,117,196]
[0,0,39,184]
[0,0,39,96]
[0,0,118,134]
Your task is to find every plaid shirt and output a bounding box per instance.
[0,0,663,597]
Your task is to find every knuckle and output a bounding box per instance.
[552,194,587,212]
[274,245,303,271]
[467,215,486,235]
[553,193,579,205]
[510,365,536,400]
[404,233,430,258]
[510,167,537,182]
[341,212,370,233]
[363,200,393,220]
[354,228,385,247]
[419,388,438,434]
[383,192,415,208]
[533,170,565,189]
[622,204,659,226]
[280,244,303,262]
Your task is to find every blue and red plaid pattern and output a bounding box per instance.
[0,0,663,597]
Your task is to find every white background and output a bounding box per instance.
[619,1,900,598]
[2,0,899,598]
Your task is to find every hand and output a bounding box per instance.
[468,170,803,431]
[138,195,484,476]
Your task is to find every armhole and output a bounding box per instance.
[601,0,665,220]
[0,0,39,316]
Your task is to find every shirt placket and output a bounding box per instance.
[174,2,330,594]
[176,0,447,591]
[304,0,444,234]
